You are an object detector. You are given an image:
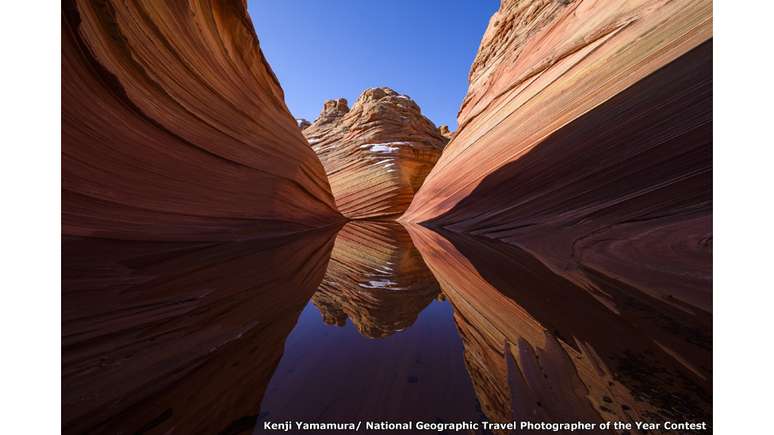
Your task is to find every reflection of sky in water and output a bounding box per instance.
[255,222,712,432]
[256,298,485,429]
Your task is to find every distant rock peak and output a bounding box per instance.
[314,98,350,125]
[356,87,411,106]
[303,87,448,219]
[438,124,453,139]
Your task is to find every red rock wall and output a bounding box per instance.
[63,0,340,241]
[304,88,447,219]
[402,0,712,312]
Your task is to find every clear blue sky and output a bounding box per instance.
[247,0,498,130]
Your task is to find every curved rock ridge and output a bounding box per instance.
[403,0,712,221]
[401,0,713,312]
[312,221,440,338]
[63,0,340,241]
[406,224,711,429]
[304,87,448,219]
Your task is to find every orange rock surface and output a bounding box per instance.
[304,88,447,219]
[402,0,713,313]
[63,0,340,241]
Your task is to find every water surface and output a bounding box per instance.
[62,221,711,434]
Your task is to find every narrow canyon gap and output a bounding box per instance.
[61,0,713,433]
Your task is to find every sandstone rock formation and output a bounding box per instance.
[62,228,338,433]
[312,221,439,338]
[438,124,453,140]
[406,224,711,429]
[402,0,713,314]
[63,0,340,241]
[296,118,312,130]
[304,88,448,219]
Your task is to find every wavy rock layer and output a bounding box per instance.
[312,221,440,338]
[62,229,337,434]
[406,224,711,430]
[402,0,713,313]
[63,0,340,241]
[304,88,447,219]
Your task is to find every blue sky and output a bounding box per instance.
[247,0,498,130]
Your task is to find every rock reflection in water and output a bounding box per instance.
[61,228,338,434]
[62,221,711,434]
[405,224,712,433]
[312,221,441,338]
[257,222,481,429]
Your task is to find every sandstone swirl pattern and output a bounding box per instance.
[304,88,447,220]
[63,0,340,241]
[402,0,713,314]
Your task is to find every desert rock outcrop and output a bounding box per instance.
[437,124,453,140]
[63,0,340,241]
[402,0,712,313]
[304,87,447,219]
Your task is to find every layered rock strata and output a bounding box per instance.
[63,0,340,241]
[312,221,440,338]
[402,0,713,314]
[304,88,447,219]
[61,229,337,434]
[406,224,711,431]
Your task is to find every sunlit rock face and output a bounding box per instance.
[406,224,711,430]
[401,0,713,314]
[63,0,340,241]
[61,229,338,434]
[312,221,440,338]
[304,87,448,219]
